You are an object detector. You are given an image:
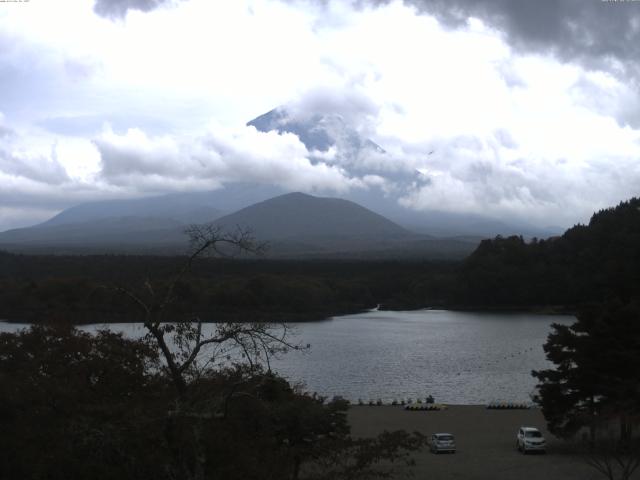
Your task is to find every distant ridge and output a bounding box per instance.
[0,216,187,248]
[40,194,222,228]
[213,192,410,240]
[0,191,478,259]
[38,183,283,228]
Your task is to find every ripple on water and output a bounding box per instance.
[0,309,574,404]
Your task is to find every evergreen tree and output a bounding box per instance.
[532,300,640,442]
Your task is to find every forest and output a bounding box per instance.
[454,197,640,309]
[0,253,456,324]
[1,197,639,325]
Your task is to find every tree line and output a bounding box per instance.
[0,253,457,324]
[453,198,640,309]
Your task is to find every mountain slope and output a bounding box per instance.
[210,192,479,259]
[39,183,283,228]
[0,183,284,251]
[213,192,411,241]
[0,191,478,258]
[0,217,186,247]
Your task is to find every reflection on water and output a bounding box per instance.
[270,310,574,404]
[0,309,573,404]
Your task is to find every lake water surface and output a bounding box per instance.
[0,309,574,404]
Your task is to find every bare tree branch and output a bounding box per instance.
[581,435,640,480]
[110,224,297,396]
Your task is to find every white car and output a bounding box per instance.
[430,433,456,453]
[516,426,546,453]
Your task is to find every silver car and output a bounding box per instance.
[430,433,456,453]
[516,426,546,453]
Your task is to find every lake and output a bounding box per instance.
[0,309,573,404]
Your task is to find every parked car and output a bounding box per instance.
[516,426,546,453]
[430,433,456,453]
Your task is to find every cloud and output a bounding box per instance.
[93,124,363,194]
[286,86,381,132]
[0,121,70,185]
[0,117,119,228]
[400,1,640,89]
[399,132,640,227]
[0,147,69,186]
[1,0,640,232]
[93,0,175,19]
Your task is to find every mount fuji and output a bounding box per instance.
[0,107,558,255]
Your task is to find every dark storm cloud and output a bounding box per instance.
[93,0,174,19]
[371,0,640,82]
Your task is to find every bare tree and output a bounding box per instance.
[114,224,302,480]
[583,439,640,480]
[580,418,640,480]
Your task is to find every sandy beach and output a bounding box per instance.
[348,405,622,480]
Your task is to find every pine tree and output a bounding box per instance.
[532,300,640,442]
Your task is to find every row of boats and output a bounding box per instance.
[355,400,531,409]
[357,397,436,406]
[405,404,447,411]
[486,402,532,409]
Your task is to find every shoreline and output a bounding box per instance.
[0,304,576,325]
[0,306,367,325]
[380,304,576,316]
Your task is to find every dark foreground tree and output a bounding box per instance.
[0,324,166,480]
[113,225,303,479]
[533,300,640,479]
[0,325,425,480]
[113,224,427,479]
[532,300,640,441]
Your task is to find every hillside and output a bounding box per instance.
[0,192,478,259]
[0,217,186,247]
[36,183,284,228]
[0,184,283,253]
[455,197,640,308]
[213,192,410,240]
[211,192,479,259]
[40,193,222,228]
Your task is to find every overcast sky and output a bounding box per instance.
[1,0,639,231]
